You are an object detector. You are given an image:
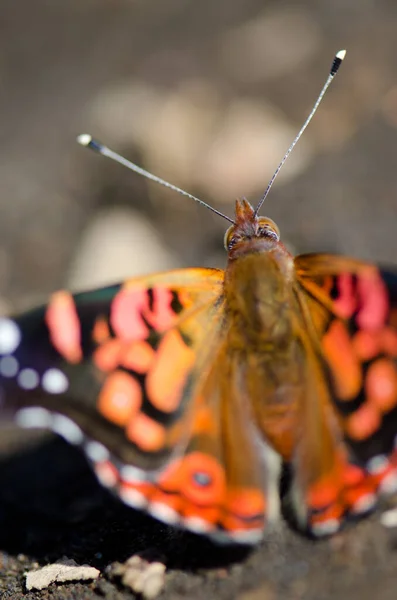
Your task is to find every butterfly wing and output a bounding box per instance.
[0,268,267,543]
[292,253,397,534]
[136,341,268,543]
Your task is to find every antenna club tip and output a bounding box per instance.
[330,49,346,76]
[77,133,92,146]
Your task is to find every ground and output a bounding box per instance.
[1,0,397,598]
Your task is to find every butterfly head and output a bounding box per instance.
[224,198,280,259]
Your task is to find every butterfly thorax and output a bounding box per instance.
[224,199,295,352]
[224,249,295,350]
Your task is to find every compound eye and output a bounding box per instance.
[224,225,235,250]
[257,217,280,240]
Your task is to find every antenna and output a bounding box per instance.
[76,134,235,225]
[253,49,346,216]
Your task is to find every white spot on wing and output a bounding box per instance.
[149,502,179,525]
[366,455,389,474]
[0,355,19,377]
[229,528,264,544]
[351,493,376,514]
[42,368,69,394]
[51,413,84,445]
[17,368,39,390]
[379,471,397,494]
[119,464,147,483]
[85,440,110,463]
[0,319,21,355]
[94,461,118,488]
[311,519,340,537]
[119,486,147,508]
[16,407,53,429]
[183,516,212,534]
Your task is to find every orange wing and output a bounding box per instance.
[0,267,267,543]
[291,253,397,535]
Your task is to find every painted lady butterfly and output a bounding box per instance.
[2,50,397,545]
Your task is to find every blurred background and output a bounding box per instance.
[0,0,397,314]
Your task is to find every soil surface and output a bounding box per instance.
[1,1,397,598]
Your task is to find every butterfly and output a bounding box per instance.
[2,49,397,545]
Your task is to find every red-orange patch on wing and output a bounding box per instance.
[341,461,380,511]
[94,339,155,374]
[158,457,186,491]
[94,460,119,488]
[120,479,156,501]
[149,489,182,514]
[342,463,366,488]
[346,402,381,441]
[356,269,388,331]
[126,413,166,452]
[366,358,397,413]
[45,291,82,363]
[382,328,397,357]
[323,320,361,400]
[98,370,142,426]
[225,488,266,517]
[146,330,194,413]
[94,338,122,372]
[146,287,176,333]
[111,286,149,340]
[333,273,356,319]
[352,330,380,361]
[184,454,225,507]
[307,473,340,510]
[192,404,218,436]
[182,504,219,525]
[122,340,155,373]
[92,316,111,344]
[110,284,184,341]
[117,283,182,339]
[343,479,376,508]
[160,452,226,507]
[222,488,266,532]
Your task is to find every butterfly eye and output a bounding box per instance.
[224,225,235,250]
[256,217,280,241]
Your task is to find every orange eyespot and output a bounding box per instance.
[256,217,280,239]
